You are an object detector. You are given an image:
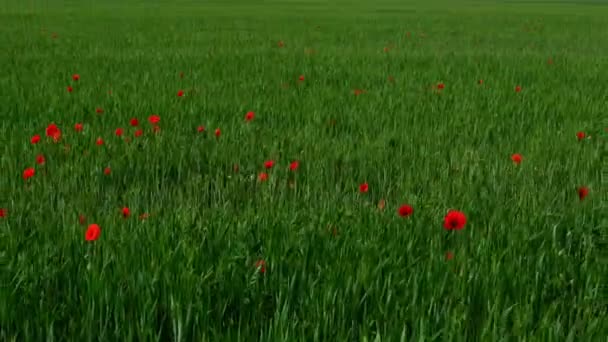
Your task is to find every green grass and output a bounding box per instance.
[1,0,607,340]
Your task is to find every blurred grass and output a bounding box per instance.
[0,0,607,340]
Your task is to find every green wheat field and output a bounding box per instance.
[1,0,607,340]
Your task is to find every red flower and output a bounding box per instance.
[148,114,160,125]
[122,207,130,218]
[397,204,413,217]
[35,154,45,165]
[478,79,483,85]
[298,75,305,82]
[443,210,467,231]
[130,118,139,127]
[103,167,111,175]
[359,183,369,193]
[96,108,104,114]
[215,128,221,138]
[576,131,585,141]
[578,186,589,201]
[264,160,275,169]
[96,137,104,146]
[437,82,445,90]
[177,90,184,97]
[79,214,86,225]
[515,85,522,93]
[135,129,143,137]
[31,135,41,144]
[85,223,101,241]
[255,259,266,273]
[23,167,35,180]
[74,123,83,132]
[197,125,205,133]
[289,160,299,171]
[258,172,268,182]
[0,208,6,218]
[115,128,123,137]
[46,123,61,142]
[445,251,454,261]
[67,86,73,93]
[245,111,255,122]
[72,74,80,81]
[511,153,523,165]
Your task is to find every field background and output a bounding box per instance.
[1,0,607,340]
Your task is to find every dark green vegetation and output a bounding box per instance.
[1,0,607,340]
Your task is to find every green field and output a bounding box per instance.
[1,0,607,340]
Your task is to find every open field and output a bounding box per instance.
[1,0,607,340]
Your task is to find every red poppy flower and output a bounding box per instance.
[177,90,184,97]
[130,118,139,127]
[443,210,467,230]
[578,186,589,201]
[511,153,523,165]
[79,214,86,225]
[359,183,369,193]
[576,131,585,141]
[478,79,483,85]
[445,251,454,261]
[96,108,104,114]
[46,123,61,142]
[255,259,266,273]
[72,74,80,81]
[103,167,111,175]
[289,160,299,171]
[148,115,160,125]
[85,223,101,241]
[397,204,413,217]
[23,167,35,180]
[67,86,73,93]
[298,75,305,81]
[258,172,268,182]
[115,128,123,137]
[74,123,83,132]
[197,125,205,133]
[31,135,41,144]
[122,207,130,218]
[215,128,221,138]
[96,137,104,146]
[0,208,6,218]
[35,154,45,165]
[437,82,445,90]
[245,111,255,121]
[264,160,275,169]
[135,129,143,137]
[515,85,522,93]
